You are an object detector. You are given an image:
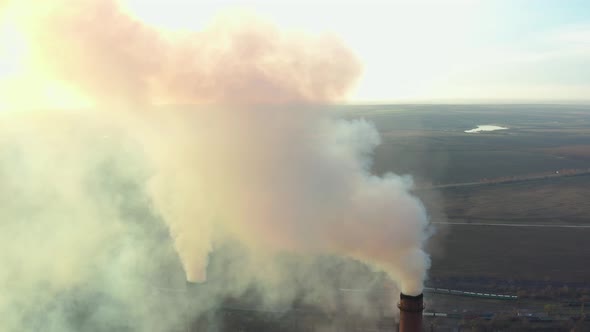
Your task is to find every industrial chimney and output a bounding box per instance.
[397,293,424,332]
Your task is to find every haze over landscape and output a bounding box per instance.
[1,1,590,331]
[2,0,590,108]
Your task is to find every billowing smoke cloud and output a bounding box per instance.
[18,0,358,106]
[138,104,430,294]
[0,0,431,330]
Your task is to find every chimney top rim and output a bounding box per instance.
[400,292,423,300]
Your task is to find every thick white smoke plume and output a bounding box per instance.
[139,104,430,293]
[0,0,431,330]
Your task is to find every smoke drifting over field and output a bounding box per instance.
[0,1,431,330]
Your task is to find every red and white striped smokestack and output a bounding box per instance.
[398,293,424,332]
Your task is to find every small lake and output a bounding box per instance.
[464,125,508,133]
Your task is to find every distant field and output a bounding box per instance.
[542,144,590,160]
[351,104,590,284]
[437,176,590,225]
[428,224,590,282]
[425,176,590,283]
[345,104,590,184]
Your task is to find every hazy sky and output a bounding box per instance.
[122,0,590,103]
[1,0,589,106]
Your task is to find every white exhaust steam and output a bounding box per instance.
[0,0,431,330]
